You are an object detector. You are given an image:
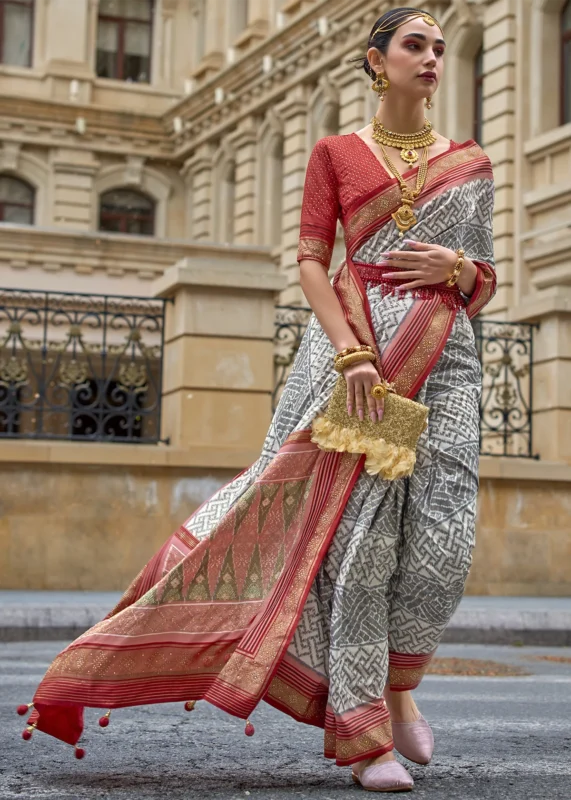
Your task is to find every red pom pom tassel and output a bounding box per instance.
[75,746,85,760]
[22,723,37,741]
[184,701,196,712]
[98,711,111,727]
[17,703,33,716]
[244,720,255,737]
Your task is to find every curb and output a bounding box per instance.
[0,604,111,643]
[1,601,570,647]
[442,608,571,647]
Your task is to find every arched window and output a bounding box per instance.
[562,0,571,124]
[0,0,34,67]
[99,189,155,235]
[0,175,34,224]
[473,45,484,144]
[96,0,154,83]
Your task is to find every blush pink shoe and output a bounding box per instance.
[352,761,414,792]
[391,714,434,765]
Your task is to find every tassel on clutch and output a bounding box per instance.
[311,375,429,480]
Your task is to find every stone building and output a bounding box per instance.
[0,0,570,594]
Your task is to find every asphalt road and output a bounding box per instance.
[1,642,570,799]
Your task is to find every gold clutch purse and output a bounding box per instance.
[311,375,429,480]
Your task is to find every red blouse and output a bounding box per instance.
[296,133,467,270]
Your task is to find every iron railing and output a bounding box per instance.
[273,306,537,459]
[474,318,537,458]
[272,304,314,412]
[0,288,167,443]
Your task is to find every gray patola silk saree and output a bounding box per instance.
[26,134,495,767]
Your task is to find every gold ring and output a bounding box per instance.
[371,383,387,399]
[371,380,396,399]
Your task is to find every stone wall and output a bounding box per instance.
[2,450,570,594]
[468,460,571,596]
[0,448,236,591]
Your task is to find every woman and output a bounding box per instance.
[18,7,495,794]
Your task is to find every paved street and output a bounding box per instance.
[1,642,570,799]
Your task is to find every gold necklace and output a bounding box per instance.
[371,115,436,167]
[378,141,429,237]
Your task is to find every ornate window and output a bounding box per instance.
[473,45,484,144]
[0,0,34,67]
[99,189,155,235]
[0,175,34,224]
[96,0,154,83]
[562,0,571,124]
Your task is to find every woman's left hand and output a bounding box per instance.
[380,239,457,290]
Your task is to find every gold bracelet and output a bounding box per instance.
[445,248,465,288]
[333,351,376,373]
[334,344,374,362]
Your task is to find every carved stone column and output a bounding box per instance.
[49,148,99,231]
[155,0,179,88]
[276,85,310,306]
[191,0,225,82]
[229,117,258,245]
[181,143,216,241]
[480,0,518,316]
[332,61,367,136]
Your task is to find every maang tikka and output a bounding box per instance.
[372,70,390,100]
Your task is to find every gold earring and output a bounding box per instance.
[425,96,433,109]
[372,71,390,101]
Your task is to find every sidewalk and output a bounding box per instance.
[1,591,570,645]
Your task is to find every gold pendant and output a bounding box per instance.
[392,198,417,234]
[400,147,419,167]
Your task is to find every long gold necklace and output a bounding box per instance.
[379,142,429,237]
[371,115,436,167]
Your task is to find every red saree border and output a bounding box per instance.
[388,651,435,691]
[264,652,329,727]
[263,652,394,766]
[324,702,393,766]
[381,296,457,399]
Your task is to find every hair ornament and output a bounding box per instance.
[372,12,439,38]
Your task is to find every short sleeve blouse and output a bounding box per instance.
[296,138,340,270]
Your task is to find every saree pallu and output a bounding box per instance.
[25,136,496,766]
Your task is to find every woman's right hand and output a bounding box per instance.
[343,361,384,422]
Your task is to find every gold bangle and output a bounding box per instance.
[334,351,376,373]
[445,249,465,288]
[334,344,373,362]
